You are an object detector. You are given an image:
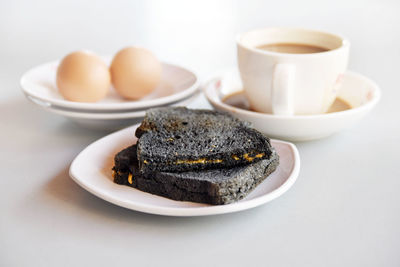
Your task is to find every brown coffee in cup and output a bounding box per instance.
[257,43,329,54]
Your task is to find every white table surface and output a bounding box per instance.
[1,1,399,266]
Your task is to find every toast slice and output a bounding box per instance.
[135,107,274,173]
[112,145,279,205]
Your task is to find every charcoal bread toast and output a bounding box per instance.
[113,145,279,205]
[135,107,274,173]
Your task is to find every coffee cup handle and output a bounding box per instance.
[271,64,295,115]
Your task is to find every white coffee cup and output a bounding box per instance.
[237,28,350,115]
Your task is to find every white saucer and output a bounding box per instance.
[69,124,300,216]
[21,59,199,111]
[203,70,381,141]
[28,92,200,131]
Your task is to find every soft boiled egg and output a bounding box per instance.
[56,51,111,102]
[110,47,162,100]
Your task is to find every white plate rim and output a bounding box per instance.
[21,61,200,111]
[69,124,300,216]
[24,91,200,120]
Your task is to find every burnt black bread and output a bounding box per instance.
[135,107,274,173]
[113,145,279,205]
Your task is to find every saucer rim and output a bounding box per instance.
[25,91,200,120]
[203,70,381,120]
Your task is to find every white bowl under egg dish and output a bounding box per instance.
[26,91,200,131]
[203,70,381,142]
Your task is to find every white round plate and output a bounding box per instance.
[203,70,381,141]
[69,124,300,216]
[21,59,199,111]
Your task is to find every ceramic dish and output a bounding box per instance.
[21,59,199,111]
[203,70,381,141]
[27,92,200,130]
[69,124,300,216]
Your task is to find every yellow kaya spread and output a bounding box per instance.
[112,170,133,184]
[173,152,265,165]
[175,158,223,164]
[243,153,265,162]
[232,153,264,162]
[115,153,266,179]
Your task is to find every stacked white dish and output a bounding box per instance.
[21,59,200,130]
[203,69,381,141]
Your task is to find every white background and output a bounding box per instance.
[1,0,399,266]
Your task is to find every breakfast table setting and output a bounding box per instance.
[1,0,399,266]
